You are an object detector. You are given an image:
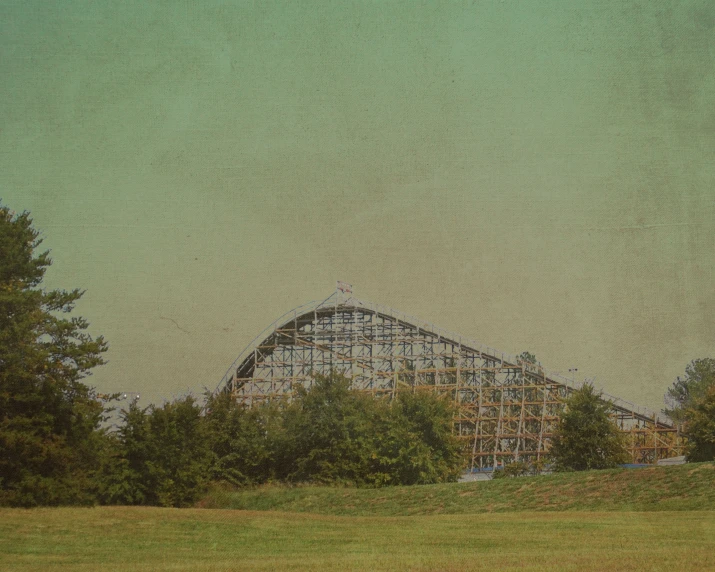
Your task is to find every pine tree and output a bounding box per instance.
[0,204,108,506]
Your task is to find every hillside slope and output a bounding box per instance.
[200,462,715,516]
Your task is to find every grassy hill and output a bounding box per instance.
[2,464,714,571]
[199,461,715,516]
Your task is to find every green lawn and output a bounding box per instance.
[2,464,714,571]
[201,462,715,516]
[1,507,714,571]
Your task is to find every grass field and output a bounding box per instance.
[2,463,714,571]
[201,461,715,516]
[1,507,714,571]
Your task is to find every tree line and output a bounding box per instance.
[1,203,714,507]
[93,374,463,508]
[0,202,462,506]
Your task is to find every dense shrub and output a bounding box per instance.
[203,391,278,486]
[208,372,465,488]
[99,397,211,507]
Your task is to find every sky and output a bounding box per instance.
[2,1,713,412]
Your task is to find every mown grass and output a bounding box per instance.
[200,461,715,516]
[1,507,714,571]
[2,464,713,571]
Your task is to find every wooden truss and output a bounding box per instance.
[218,294,684,468]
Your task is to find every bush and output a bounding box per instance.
[491,461,536,479]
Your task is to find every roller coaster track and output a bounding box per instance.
[217,292,684,467]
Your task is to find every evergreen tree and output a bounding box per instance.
[146,396,211,507]
[95,402,150,505]
[550,383,629,471]
[0,204,108,506]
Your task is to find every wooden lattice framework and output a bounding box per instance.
[218,293,683,468]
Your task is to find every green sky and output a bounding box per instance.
[2,1,713,410]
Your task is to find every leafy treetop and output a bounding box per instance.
[664,358,715,424]
[549,383,629,471]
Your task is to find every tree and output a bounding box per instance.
[0,204,108,506]
[273,371,465,486]
[517,351,537,365]
[203,390,276,486]
[549,383,629,471]
[145,396,211,507]
[664,359,715,424]
[102,396,212,507]
[372,389,464,485]
[280,372,376,484]
[94,400,155,506]
[682,386,715,462]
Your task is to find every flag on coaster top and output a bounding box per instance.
[337,281,352,294]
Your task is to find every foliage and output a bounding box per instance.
[549,383,629,471]
[96,373,465,506]
[664,358,715,424]
[0,204,108,506]
[373,389,463,485]
[94,409,144,506]
[517,351,537,365]
[203,390,277,486]
[491,461,531,479]
[100,396,212,507]
[272,372,464,486]
[683,386,715,462]
[278,372,377,484]
[528,457,547,475]
[490,459,546,479]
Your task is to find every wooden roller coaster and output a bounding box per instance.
[217,290,684,468]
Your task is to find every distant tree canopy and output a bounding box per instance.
[233,372,464,488]
[0,204,108,506]
[517,351,538,365]
[94,372,466,507]
[664,358,715,424]
[549,383,629,471]
[661,359,715,462]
